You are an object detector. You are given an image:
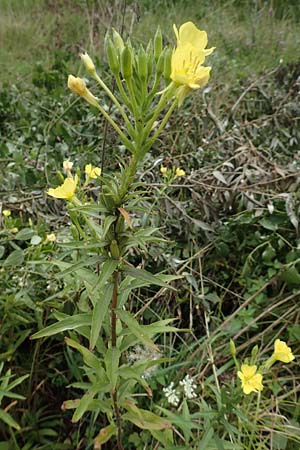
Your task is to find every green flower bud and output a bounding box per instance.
[251,345,259,360]
[112,28,125,51]
[154,26,162,62]
[110,240,120,259]
[106,37,119,74]
[146,40,153,77]
[163,47,172,83]
[138,46,148,81]
[230,339,236,357]
[156,48,165,75]
[121,46,133,80]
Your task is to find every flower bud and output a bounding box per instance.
[121,46,133,80]
[110,240,120,259]
[163,47,172,83]
[106,37,119,74]
[138,46,148,81]
[67,75,99,108]
[230,339,236,357]
[146,40,153,78]
[112,28,125,51]
[80,52,96,74]
[154,26,162,61]
[156,48,165,75]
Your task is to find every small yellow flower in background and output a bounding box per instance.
[46,233,56,242]
[160,165,168,176]
[175,168,186,177]
[85,164,101,179]
[68,75,99,108]
[2,209,11,217]
[10,227,18,233]
[80,52,96,74]
[171,22,215,106]
[273,339,295,363]
[237,364,263,395]
[48,174,78,200]
[63,160,74,173]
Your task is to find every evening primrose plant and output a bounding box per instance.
[31,21,214,449]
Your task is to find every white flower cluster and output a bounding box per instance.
[163,374,197,407]
[163,382,180,407]
[179,374,197,399]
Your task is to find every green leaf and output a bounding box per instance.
[122,266,175,290]
[65,337,100,371]
[89,283,114,350]
[123,404,171,431]
[2,250,24,267]
[198,426,214,449]
[30,235,42,245]
[280,266,300,285]
[31,313,92,339]
[71,391,95,423]
[117,309,160,352]
[15,228,34,240]
[90,259,119,298]
[94,423,117,447]
[102,215,116,239]
[0,246,5,259]
[0,409,20,430]
[105,348,120,390]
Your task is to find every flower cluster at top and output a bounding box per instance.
[236,339,295,395]
[47,161,101,201]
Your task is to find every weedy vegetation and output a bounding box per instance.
[0,1,299,449]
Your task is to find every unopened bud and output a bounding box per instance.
[154,26,162,61]
[163,47,172,82]
[67,75,99,108]
[106,38,119,74]
[80,52,96,74]
[121,46,132,79]
[230,339,236,357]
[138,46,148,80]
[112,28,125,51]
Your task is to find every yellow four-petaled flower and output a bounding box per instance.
[85,164,101,179]
[237,364,263,395]
[48,175,78,200]
[171,21,215,106]
[272,339,295,363]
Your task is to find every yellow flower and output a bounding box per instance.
[2,209,11,217]
[63,160,73,172]
[10,227,18,233]
[67,75,99,108]
[237,364,263,395]
[273,339,295,363]
[80,52,96,74]
[173,22,215,56]
[47,175,78,200]
[46,233,56,242]
[171,22,215,106]
[175,167,186,177]
[85,164,101,179]
[160,165,168,175]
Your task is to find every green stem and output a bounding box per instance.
[94,72,136,138]
[142,97,178,155]
[126,77,139,119]
[115,72,131,109]
[94,103,135,154]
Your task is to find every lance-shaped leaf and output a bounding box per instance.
[94,423,117,449]
[117,309,160,352]
[122,266,176,290]
[89,283,114,350]
[104,348,121,391]
[65,337,100,371]
[0,409,20,430]
[31,313,92,339]
[90,259,119,299]
[71,390,96,423]
[123,401,171,430]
